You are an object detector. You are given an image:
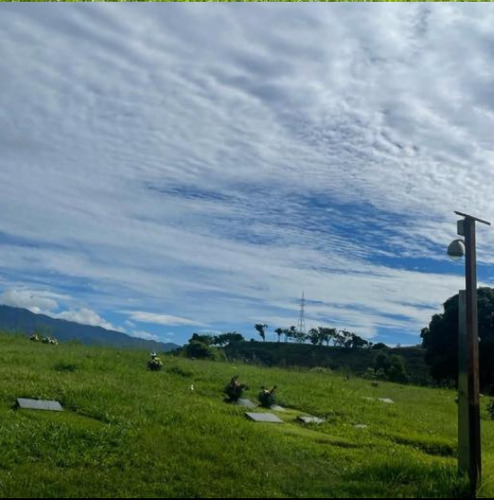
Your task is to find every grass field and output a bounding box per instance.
[0,331,492,498]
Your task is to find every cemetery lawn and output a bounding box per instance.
[0,332,492,498]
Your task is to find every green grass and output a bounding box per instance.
[0,332,492,497]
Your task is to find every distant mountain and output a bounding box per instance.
[0,305,179,352]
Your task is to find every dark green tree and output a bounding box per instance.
[387,354,410,384]
[213,332,244,346]
[421,287,494,390]
[372,342,388,350]
[308,328,320,345]
[190,333,214,345]
[275,328,283,343]
[185,340,215,359]
[255,324,268,342]
[285,325,297,343]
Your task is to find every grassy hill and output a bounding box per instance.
[0,331,493,498]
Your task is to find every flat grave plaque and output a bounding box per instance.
[237,398,257,408]
[17,398,63,412]
[297,415,324,424]
[245,412,284,423]
[270,405,286,412]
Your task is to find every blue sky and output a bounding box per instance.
[1,3,494,347]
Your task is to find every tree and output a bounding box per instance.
[185,340,215,359]
[213,332,244,346]
[190,333,213,346]
[255,324,268,342]
[387,354,410,384]
[275,328,283,343]
[349,333,369,349]
[308,328,320,345]
[285,325,297,343]
[372,342,388,350]
[421,287,494,390]
[372,351,409,384]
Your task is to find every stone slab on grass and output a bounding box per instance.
[245,412,284,423]
[270,405,286,412]
[237,398,257,408]
[297,415,324,424]
[16,398,63,412]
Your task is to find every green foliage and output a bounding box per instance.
[372,342,389,350]
[190,333,214,346]
[372,352,410,384]
[212,332,244,346]
[185,340,216,360]
[421,287,494,390]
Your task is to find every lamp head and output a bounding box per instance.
[447,239,465,261]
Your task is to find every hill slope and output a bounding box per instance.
[0,305,178,352]
[0,331,493,497]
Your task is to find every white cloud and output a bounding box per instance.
[1,5,493,344]
[129,329,161,342]
[53,308,123,333]
[0,288,61,314]
[125,311,207,327]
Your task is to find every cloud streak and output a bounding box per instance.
[1,4,494,345]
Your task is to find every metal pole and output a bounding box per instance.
[458,290,469,477]
[464,217,481,495]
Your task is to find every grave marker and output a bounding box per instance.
[237,398,256,408]
[245,412,284,423]
[16,398,63,412]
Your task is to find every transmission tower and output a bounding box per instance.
[296,291,306,335]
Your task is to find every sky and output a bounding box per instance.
[2,3,494,347]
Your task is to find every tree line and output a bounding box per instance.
[185,325,381,352]
[258,323,376,349]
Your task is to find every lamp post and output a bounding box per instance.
[448,211,490,496]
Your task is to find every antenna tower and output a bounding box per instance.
[297,291,306,335]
